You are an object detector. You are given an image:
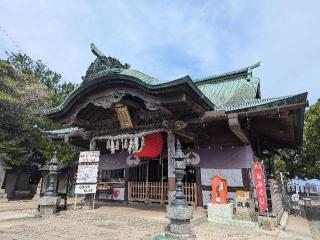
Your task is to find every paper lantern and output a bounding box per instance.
[133,133,163,158]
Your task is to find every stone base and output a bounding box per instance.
[208,203,234,222]
[165,231,196,240]
[165,206,196,240]
[234,205,258,222]
[39,196,61,216]
[207,203,258,228]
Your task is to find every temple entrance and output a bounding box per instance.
[98,156,197,205]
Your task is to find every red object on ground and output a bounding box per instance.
[133,133,163,158]
[252,161,267,213]
[211,175,228,204]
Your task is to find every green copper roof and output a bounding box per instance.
[45,49,307,117]
[117,68,160,85]
[196,76,260,108]
[194,63,261,108]
[223,92,308,112]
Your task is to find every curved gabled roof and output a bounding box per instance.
[45,53,306,119]
[44,71,216,117]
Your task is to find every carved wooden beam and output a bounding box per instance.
[228,113,250,144]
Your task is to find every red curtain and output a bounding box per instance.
[133,133,163,158]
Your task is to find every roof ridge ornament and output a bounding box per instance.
[82,43,130,83]
[90,43,106,59]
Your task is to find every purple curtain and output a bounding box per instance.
[99,145,253,170]
[185,145,253,169]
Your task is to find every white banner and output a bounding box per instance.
[75,184,97,194]
[201,168,243,187]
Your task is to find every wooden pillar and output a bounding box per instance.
[195,167,203,207]
[167,129,176,204]
[241,168,251,191]
[124,168,129,203]
[145,159,149,203]
[160,155,164,205]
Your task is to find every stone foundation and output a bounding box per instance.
[165,206,196,240]
[208,203,234,223]
[39,196,61,216]
[207,203,258,228]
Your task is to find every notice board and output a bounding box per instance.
[75,151,100,194]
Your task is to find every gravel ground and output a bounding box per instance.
[0,200,317,240]
[0,210,164,240]
[194,221,311,240]
[306,198,320,240]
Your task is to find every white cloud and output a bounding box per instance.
[0,0,318,103]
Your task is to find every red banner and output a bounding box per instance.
[252,161,267,213]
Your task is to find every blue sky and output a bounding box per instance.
[0,1,319,104]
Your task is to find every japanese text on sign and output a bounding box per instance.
[79,151,100,163]
[76,164,99,183]
[252,161,267,213]
[75,184,96,194]
[75,151,100,195]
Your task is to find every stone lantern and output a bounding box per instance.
[165,140,196,240]
[39,152,62,216]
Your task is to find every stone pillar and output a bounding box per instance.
[167,129,176,204]
[39,152,61,216]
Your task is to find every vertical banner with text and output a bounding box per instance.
[252,161,267,213]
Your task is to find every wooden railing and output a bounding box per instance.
[184,182,197,205]
[128,181,197,205]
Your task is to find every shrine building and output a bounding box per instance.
[44,44,308,210]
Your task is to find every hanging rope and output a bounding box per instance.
[93,128,166,154]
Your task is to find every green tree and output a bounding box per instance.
[0,52,79,170]
[276,100,320,179]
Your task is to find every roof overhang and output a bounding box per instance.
[45,73,216,124]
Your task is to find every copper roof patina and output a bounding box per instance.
[45,44,307,116]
